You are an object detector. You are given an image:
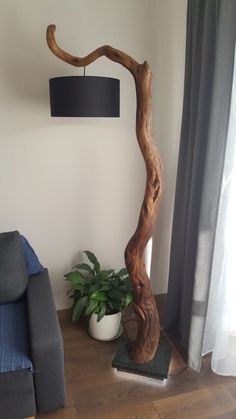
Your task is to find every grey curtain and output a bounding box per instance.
[165,0,236,370]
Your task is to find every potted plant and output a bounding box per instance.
[65,251,133,340]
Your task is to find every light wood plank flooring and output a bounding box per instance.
[37,296,236,419]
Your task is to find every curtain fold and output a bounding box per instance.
[202,50,236,375]
[165,0,236,371]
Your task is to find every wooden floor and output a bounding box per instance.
[37,296,236,419]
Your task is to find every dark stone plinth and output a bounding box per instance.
[112,335,171,380]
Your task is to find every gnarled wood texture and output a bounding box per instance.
[46,25,163,363]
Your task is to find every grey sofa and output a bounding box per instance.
[0,232,65,419]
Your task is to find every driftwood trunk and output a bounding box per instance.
[46,25,163,363]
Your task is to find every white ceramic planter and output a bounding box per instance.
[89,312,122,341]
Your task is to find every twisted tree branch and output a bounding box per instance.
[46,25,139,76]
[46,25,163,363]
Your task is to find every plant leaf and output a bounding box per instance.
[90,291,107,301]
[107,301,114,310]
[65,272,85,282]
[70,283,86,292]
[84,300,99,317]
[97,302,107,322]
[89,283,101,294]
[73,263,94,274]
[74,289,82,301]
[110,276,121,287]
[124,292,133,306]
[117,268,128,277]
[99,284,111,291]
[72,269,87,279]
[100,269,114,277]
[109,289,122,299]
[84,251,100,273]
[72,296,88,322]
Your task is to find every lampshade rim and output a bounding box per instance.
[49,75,120,82]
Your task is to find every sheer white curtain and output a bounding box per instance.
[202,49,236,376]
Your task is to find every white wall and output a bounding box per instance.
[148,0,187,294]
[0,0,187,308]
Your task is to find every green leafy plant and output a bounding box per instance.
[65,251,133,323]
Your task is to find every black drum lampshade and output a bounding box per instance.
[49,76,120,117]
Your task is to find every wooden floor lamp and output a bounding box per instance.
[46,24,164,366]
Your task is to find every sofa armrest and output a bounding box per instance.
[26,269,65,413]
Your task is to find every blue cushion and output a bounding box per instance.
[0,302,33,373]
[20,235,44,277]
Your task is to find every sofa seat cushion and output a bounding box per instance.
[0,301,33,373]
[0,369,36,419]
